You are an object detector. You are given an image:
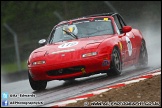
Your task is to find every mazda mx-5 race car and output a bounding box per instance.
[27,13,148,90]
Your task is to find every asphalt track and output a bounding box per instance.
[1,64,161,107]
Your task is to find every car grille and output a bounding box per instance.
[47,66,85,76]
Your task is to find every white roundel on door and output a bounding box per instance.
[125,37,132,56]
[58,41,78,48]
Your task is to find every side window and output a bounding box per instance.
[113,15,124,34]
[114,22,120,34]
[113,15,127,34]
[113,15,122,30]
[118,15,126,28]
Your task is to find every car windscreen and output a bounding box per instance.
[49,18,114,43]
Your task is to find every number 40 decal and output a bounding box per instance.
[125,36,132,56]
[58,41,78,48]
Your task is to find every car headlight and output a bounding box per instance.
[82,52,97,58]
[32,60,46,65]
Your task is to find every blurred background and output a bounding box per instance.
[1,1,161,83]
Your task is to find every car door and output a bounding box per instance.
[113,15,137,63]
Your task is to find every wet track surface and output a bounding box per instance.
[1,64,161,107]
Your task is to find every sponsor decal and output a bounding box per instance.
[81,68,86,74]
[58,42,78,48]
[103,18,108,21]
[52,49,75,54]
[102,60,109,66]
[118,42,123,51]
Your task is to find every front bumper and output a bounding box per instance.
[28,53,111,81]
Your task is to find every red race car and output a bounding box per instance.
[27,13,148,90]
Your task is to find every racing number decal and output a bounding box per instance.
[125,37,132,56]
[58,41,78,48]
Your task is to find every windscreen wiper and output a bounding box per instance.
[62,29,78,39]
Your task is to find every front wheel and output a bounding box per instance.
[135,40,148,68]
[107,47,122,76]
[28,72,47,91]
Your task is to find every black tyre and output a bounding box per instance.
[64,78,75,81]
[135,40,148,68]
[107,47,122,76]
[64,78,75,82]
[28,72,47,91]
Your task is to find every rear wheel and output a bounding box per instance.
[107,47,122,76]
[135,40,148,68]
[28,72,47,91]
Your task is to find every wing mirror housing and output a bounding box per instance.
[38,39,46,46]
[122,26,132,33]
[119,26,132,38]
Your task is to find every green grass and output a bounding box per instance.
[1,60,28,74]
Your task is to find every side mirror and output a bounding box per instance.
[38,39,46,46]
[122,26,132,33]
